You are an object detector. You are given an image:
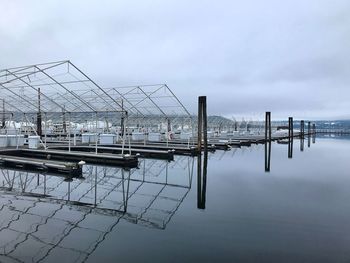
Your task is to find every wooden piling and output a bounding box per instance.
[300,120,305,138]
[288,117,293,138]
[197,96,207,151]
[265,112,271,141]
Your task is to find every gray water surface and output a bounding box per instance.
[0,137,349,263]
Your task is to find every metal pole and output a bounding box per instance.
[95,112,98,154]
[68,112,71,153]
[37,88,42,137]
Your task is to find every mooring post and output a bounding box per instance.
[37,88,42,137]
[307,121,311,148]
[203,97,207,150]
[312,123,316,144]
[197,96,205,151]
[265,112,271,141]
[288,117,293,138]
[300,120,305,138]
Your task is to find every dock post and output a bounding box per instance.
[265,112,271,142]
[300,120,305,138]
[288,117,293,158]
[203,97,208,151]
[37,88,42,137]
[312,123,316,144]
[300,120,305,152]
[288,117,293,138]
[197,96,207,151]
[307,122,311,147]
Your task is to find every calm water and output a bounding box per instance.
[0,137,350,262]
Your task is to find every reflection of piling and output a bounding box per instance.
[197,96,207,151]
[37,88,42,137]
[197,151,207,209]
[300,136,304,152]
[265,112,271,142]
[288,137,293,158]
[265,141,271,172]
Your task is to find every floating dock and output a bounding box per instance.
[47,145,174,161]
[0,154,83,176]
[0,149,139,168]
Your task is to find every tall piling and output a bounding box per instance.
[265,112,271,142]
[300,120,305,152]
[307,122,311,148]
[197,96,207,151]
[300,120,305,138]
[288,117,293,138]
[288,117,293,158]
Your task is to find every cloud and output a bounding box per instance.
[0,0,350,119]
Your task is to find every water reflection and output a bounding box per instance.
[197,151,208,209]
[264,142,271,172]
[0,156,194,262]
[288,136,293,159]
[266,136,317,172]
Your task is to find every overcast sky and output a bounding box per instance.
[1,0,350,120]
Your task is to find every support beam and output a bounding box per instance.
[37,88,42,137]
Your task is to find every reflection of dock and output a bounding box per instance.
[0,156,194,262]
